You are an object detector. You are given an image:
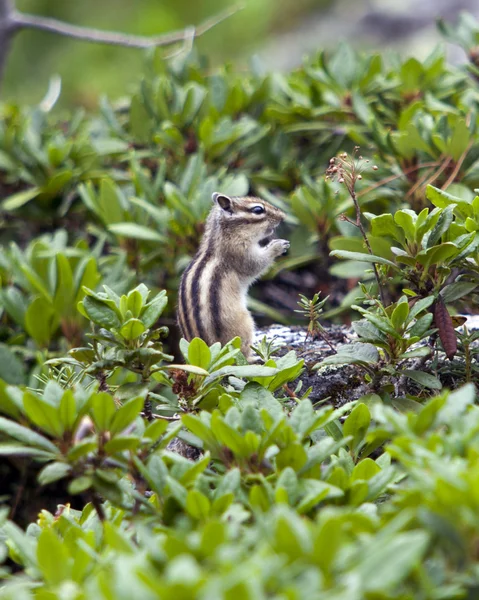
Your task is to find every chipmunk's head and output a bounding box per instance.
[212,192,285,247]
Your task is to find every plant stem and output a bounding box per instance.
[349,188,386,306]
[91,492,106,522]
[464,338,471,383]
[442,139,474,190]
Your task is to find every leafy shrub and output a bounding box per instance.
[1,14,479,599]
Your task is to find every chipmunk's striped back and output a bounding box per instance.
[177,193,289,358]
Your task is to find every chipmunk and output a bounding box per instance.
[177,192,289,358]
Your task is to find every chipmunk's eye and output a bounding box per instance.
[250,205,265,215]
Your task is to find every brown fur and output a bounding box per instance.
[178,193,289,358]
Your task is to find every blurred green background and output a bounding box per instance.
[3,0,325,107]
[3,0,471,108]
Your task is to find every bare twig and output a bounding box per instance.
[151,413,180,421]
[420,156,452,193]
[0,1,242,88]
[405,165,437,200]
[90,492,106,522]
[0,0,15,81]
[357,161,440,198]
[10,4,241,48]
[441,140,474,190]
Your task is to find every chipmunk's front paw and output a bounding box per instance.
[269,238,290,257]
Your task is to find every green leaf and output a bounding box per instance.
[391,299,409,331]
[41,170,73,199]
[143,454,168,496]
[104,436,140,453]
[402,370,442,390]
[249,484,271,511]
[343,403,371,453]
[273,510,310,557]
[0,286,27,327]
[141,292,168,328]
[90,392,116,431]
[38,461,71,485]
[25,296,55,346]
[351,458,380,481]
[0,416,58,452]
[409,296,435,320]
[188,338,211,370]
[82,295,121,329]
[68,475,93,495]
[448,118,470,161]
[58,390,77,432]
[98,178,126,225]
[120,318,146,340]
[0,444,55,458]
[426,184,462,209]
[109,222,166,243]
[276,442,308,471]
[186,489,211,520]
[275,467,299,505]
[37,529,70,585]
[211,412,247,456]
[354,306,401,339]
[330,250,398,268]
[92,138,129,155]
[129,94,151,142]
[110,396,144,435]
[417,242,459,268]
[0,345,26,385]
[358,531,429,592]
[0,380,23,419]
[317,342,379,368]
[53,254,74,314]
[289,400,315,438]
[426,205,454,248]
[126,290,143,317]
[182,414,216,447]
[296,480,344,513]
[408,313,433,338]
[23,392,64,437]
[1,187,41,211]
[440,281,478,303]
[438,383,476,422]
[368,213,405,244]
[166,364,209,376]
[394,209,417,243]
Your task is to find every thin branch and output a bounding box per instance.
[0,0,13,19]
[0,0,15,81]
[420,156,452,192]
[341,195,386,306]
[10,4,242,48]
[405,166,437,200]
[90,492,106,522]
[149,412,180,421]
[441,139,474,190]
[357,161,441,198]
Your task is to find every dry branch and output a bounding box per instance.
[12,5,240,48]
[0,0,242,87]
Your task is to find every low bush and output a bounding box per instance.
[1,13,479,599]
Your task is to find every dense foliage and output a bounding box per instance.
[1,14,479,599]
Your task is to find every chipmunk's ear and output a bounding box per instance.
[212,192,233,214]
